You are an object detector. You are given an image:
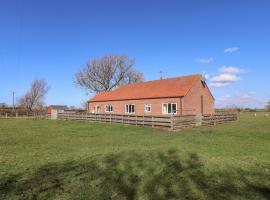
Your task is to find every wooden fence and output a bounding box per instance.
[57,112,237,131]
[0,112,49,119]
[202,113,238,125]
[0,111,237,131]
[171,115,198,131]
[57,113,173,129]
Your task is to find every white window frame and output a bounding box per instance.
[95,105,101,113]
[125,104,135,114]
[162,103,177,114]
[105,105,113,113]
[145,104,152,113]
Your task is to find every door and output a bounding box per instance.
[201,96,204,115]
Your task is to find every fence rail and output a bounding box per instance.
[0,111,237,131]
[202,113,237,125]
[0,112,49,119]
[57,112,237,131]
[171,115,198,131]
[58,113,173,129]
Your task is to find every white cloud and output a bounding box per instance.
[217,92,267,108]
[219,66,245,74]
[195,57,213,64]
[210,82,229,87]
[224,47,239,54]
[211,73,240,82]
[204,74,210,79]
[209,66,246,87]
[210,73,240,87]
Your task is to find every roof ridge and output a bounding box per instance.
[117,74,201,88]
[89,74,202,102]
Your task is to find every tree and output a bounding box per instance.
[75,55,144,93]
[18,79,49,112]
[81,100,88,110]
[266,100,270,111]
[120,69,144,86]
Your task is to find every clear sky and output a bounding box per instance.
[0,0,269,108]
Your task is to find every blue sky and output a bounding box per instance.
[0,0,269,108]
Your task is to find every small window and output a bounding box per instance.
[125,104,135,114]
[95,105,101,113]
[163,104,168,114]
[162,103,177,114]
[105,105,113,112]
[145,104,151,113]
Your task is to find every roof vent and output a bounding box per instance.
[201,75,206,82]
[202,71,207,82]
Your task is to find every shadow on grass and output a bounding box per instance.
[1,150,269,200]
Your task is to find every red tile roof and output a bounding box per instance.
[90,74,202,102]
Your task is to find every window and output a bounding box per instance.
[125,104,135,114]
[95,105,101,113]
[145,104,151,112]
[105,105,113,112]
[162,103,177,114]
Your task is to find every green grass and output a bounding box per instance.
[0,112,270,199]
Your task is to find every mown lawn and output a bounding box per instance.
[0,112,270,199]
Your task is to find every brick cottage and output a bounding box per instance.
[88,74,215,116]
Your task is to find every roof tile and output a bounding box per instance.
[90,74,202,102]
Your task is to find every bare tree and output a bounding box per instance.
[75,55,144,93]
[120,69,144,85]
[18,79,49,112]
[81,100,88,110]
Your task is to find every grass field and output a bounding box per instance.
[0,112,270,199]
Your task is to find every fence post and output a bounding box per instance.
[142,116,145,126]
[16,112,18,118]
[152,116,154,128]
[136,115,138,126]
[51,110,58,120]
[170,115,174,131]
[195,114,202,126]
[5,113,8,119]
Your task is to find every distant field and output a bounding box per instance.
[0,112,270,199]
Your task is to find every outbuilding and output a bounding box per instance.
[88,74,215,116]
[47,105,69,114]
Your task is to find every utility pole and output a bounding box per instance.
[12,92,15,110]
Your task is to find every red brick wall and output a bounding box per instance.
[183,80,215,115]
[88,80,215,116]
[88,97,181,116]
